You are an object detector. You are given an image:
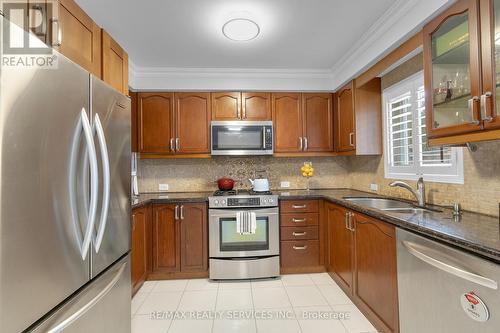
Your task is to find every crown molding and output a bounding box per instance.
[330,0,455,89]
[128,61,334,91]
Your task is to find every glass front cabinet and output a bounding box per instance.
[424,0,500,140]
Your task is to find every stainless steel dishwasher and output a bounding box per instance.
[397,228,500,332]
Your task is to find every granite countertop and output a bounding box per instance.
[132,188,500,263]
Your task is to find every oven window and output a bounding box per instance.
[212,126,264,150]
[219,216,269,252]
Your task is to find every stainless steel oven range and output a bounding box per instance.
[208,190,280,280]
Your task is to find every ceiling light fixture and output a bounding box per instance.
[222,18,260,41]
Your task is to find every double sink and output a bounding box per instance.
[343,197,440,214]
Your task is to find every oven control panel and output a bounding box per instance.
[209,195,278,208]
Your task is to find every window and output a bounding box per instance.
[382,71,464,184]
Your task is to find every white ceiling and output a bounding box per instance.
[76,0,398,70]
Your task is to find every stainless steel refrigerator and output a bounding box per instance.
[0,16,132,333]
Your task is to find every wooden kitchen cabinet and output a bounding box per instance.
[138,92,174,154]
[138,92,211,157]
[353,213,399,333]
[174,92,211,154]
[334,79,382,155]
[241,92,272,120]
[335,82,355,152]
[101,30,128,95]
[424,0,500,145]
[272,93,303,153]
[279,199,324,273]
[179,203,208,272]
[151,203,208,279]
[56,0,102,76]
[152,204,179,274]
[212,92,271,120]
[325,203,354,294]
[211,92,241,120]
[273,93,334,154]
[131,205,150,295]
[302,93,333,152]
[130,91,138,152]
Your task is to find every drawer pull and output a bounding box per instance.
[293,245,308,250]
[292,232,307,237]
[292,204,307,209]
[292,218,306,223]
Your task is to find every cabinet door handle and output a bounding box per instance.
[292,218,306,223]
[345,212,349,230]
[51,19,62,47]
[480,92,494,122]
[175,138,180,151]
[170,138,175,152]
[348,212,355,232]
[180,205,184,220]
[304,137,308,151]
[293,245,308,250]
[292,204,307,209]
[468,96,480,125]
[243,101,247,119]
[174,205,179,220]
[299,137,303,150]
[349,133,355,147]
[237,104,242,119]
[292,231,307,237]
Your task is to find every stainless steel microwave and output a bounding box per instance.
[211,121,273,155]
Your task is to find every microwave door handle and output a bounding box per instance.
[262,127,266,149]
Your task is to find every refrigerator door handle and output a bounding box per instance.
[93,113,110,253]
[80,109,99,260]
[45,262,127,333]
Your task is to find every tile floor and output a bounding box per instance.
[131,273,378,333]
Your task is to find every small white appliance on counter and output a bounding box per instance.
[208,190,280,279]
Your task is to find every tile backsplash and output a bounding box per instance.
[138,156,351,193]
[138,140,500,217]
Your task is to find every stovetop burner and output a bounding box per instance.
[212,189,273,197]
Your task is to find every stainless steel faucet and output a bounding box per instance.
[389,177,426,206]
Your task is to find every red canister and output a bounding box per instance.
[217,178,235,191]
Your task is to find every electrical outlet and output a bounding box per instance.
[158,184,169,192]
[280,181,291,188]
[370,183,379,192]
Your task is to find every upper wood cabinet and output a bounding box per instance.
[334,79,382,155]
[335,82,356,152]
[138,92,211,156]
[353,213,399,333]
[272,93,303,153]
[242,92,272,120]
[273,93,334,154]
[130,91,138,152]
[55,0,102,76]
[174,92,211,155]
[212,92,271,120]
[211,92,241,120]
[138,92,174,154]
[424,0,500,144]
[303,93,333,152]
[102,30,129,96]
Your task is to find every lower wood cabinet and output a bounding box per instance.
[279,199,324,273]
[326,202,399,333]
[326,203,354,293]
[353,213,398,333]
[131,205,151,294]
[151,203,208,279]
